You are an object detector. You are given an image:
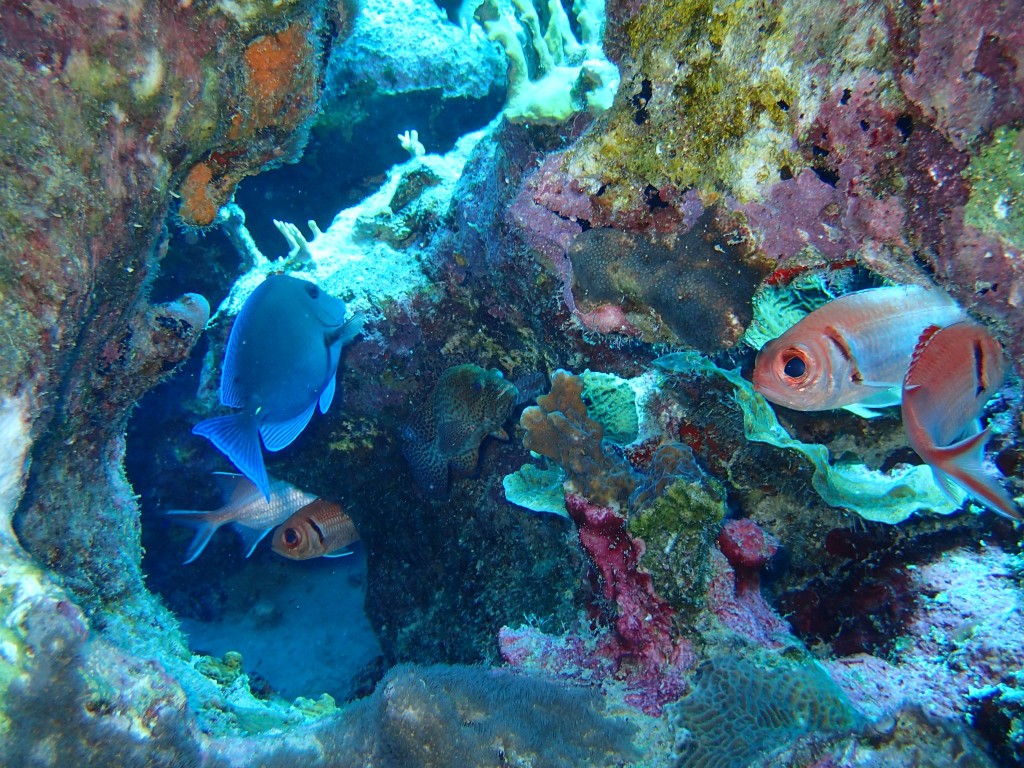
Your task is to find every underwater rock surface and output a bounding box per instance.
[1,0,1023,765]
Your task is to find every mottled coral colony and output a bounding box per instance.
[0,0,1023,766]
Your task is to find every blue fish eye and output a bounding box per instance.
[783,355,806,379]
[306,285,320,299]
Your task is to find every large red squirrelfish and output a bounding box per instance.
[901,321,1021,521]
[271,498,360,560]
[753,285,965,411]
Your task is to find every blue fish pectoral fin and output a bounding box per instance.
[319,373,337,414]
[163,510,222,565]
[932,429,1022,522]
[259,399,317,452]
[232,523,273,558]
[328,311,365,348]
[193,413,270,500]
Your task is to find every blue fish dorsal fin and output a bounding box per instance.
[232,523,273,558]
[259,399,317,452]
[193,412,270,499]
[319,373,337,414]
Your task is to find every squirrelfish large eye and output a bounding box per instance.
[782,353,806,379]
[284,528,300,546]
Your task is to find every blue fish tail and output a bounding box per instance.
[193,413,270,500]
[163,510,222,565]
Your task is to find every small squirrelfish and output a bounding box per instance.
[271,499,361,560]
[193,274,363,500]
[753,284,965,411]
[164,473,317,563]
[902,321,1021,521]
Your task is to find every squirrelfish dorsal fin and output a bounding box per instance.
[910,324,943,370]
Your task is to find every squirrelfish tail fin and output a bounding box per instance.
[163,509,223,564]
[193,412,270,500]
[931,429,1022,522]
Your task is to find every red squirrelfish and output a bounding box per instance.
[164,473,317,564]
[753,285,965,411]
[901,321,1021,521]
[271,499,360,560]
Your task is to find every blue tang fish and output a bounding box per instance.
[193,274,363,498]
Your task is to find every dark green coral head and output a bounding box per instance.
[436,364,519,427]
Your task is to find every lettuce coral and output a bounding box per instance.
[654,352,962,524]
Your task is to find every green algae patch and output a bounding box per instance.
[654,352,962,523]
[576,0,798,199]
[629,478,726,620]
[965,126,1024,249]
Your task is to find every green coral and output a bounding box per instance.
[965,126,1024,249]
[654,351,963,523]
[503,463,569,517]
[628,477,726,619]
[195,650,245,685]
[580,369,639,445]
[742,271,836,350]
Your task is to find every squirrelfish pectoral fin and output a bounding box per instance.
[193,412,269,500]
[259,399,317,453]
[232,523,273,558]
[163,509,223,565]
[931,429,1021,522]
[323,548,355,558]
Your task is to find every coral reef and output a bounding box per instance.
[3,0,1023,762]
[627,477,726,621]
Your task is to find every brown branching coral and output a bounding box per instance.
[520,370,636,507]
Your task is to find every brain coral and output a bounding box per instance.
[567,214,768,350]
[668,654,860,768]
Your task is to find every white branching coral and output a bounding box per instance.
[473,0,620,124]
